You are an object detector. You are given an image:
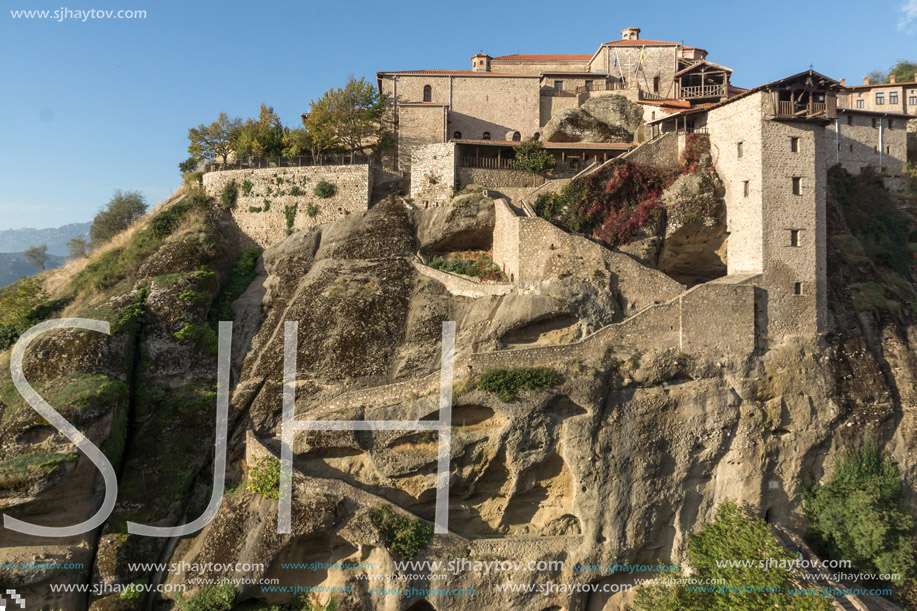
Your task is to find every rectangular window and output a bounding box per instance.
[792,177,802,195]
[856,99,864,108]
[887,146,891,154]
[888,119,894,129]
[743,181,749,197]
[794,282,804,295]
[876,93,885,105]
[737,141,743,158]
[790,137,799,153]
[872,118,877,128]
[846,115,853,125]
[849,144,854,152]
[889,92,898,104]
[789,229,800,247]
[585,80,593,91]
[910,95,917,106]
[553,80,563,92]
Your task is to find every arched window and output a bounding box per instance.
[512,131,521,141]
[423,85,432,102]
[482,132,491,140]
[533,132,540,141]
[453,131,462,140]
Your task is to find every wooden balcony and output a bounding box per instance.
[573,82,630,94]
[774,100,833,120]
[680,84,727,99]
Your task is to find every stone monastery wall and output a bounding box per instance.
[203,164,372,248]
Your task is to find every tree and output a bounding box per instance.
[89,189,148,246]
[512,141,556,183]
[178,157,197,174]
[188,112,242,166]
[281,126,312,157]
[233,104,285,159]
[631,501,833,611]
[304,75,387,162]
[23,244,48,271]
[867,60,917,84]
[803,440,916,583]
[67,237,90,259]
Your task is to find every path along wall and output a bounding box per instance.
[203,164,373,247]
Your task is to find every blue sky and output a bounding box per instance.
[0,0,914,230]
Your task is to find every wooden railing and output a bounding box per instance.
[680,84,726,99]
[775,101,829,119]
[459,156,585,173]
[573,82,630,94]
[540,88,577,97]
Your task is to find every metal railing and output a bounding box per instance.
[203,155,369,172]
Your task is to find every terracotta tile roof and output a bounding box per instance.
[603,39,680,46]
[378,69,536,77]
[454,139,634,150]
[492,54,593,62]
[638,99,692,108]
[846,80,917,89]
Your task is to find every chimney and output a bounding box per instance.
[840,78,846,87]
[914,72,917,83]
[621,27,641,40]
[890,74,896,84]
[863,76,869,86]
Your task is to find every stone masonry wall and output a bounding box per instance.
[621,132,679,168]
[203,164,372,248]
[412,261,512,298]
[824,113,908,175]
[457,168,547,190]
[411,143,456,207]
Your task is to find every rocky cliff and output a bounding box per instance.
[1,170,916,611]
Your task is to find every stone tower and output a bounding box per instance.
[471,53,491,72]
[621,27,641,40]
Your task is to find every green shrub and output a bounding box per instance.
[248,206,262,213]
[314,180,336,198]
[428,255,506,282]
[247,457,280,500]
[306,204,318,218]
[174,323,219,354]
[476,367,559,402]
[220,179,239,210]
[631,501,833,611]
[179,289,210,307]
[112,287,148,335]
[0,276,48,350]
[241,179,254,195]
[207,247,261,329]
[803,440,916,583]
[119,577,147,601]
[284,204,298,235]
[263,198,271,211]
[176,584,234,611]
[371,504,433,559]
[290,185,305,197]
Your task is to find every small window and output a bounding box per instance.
[849,144,854,152]
[482,132,491,140]
[889,92,899,104]
[737,141,743,158]
[888,119,894,129]
[872,118,877,128]
[453,131,462,140]
[423,85,432,102]
[794,282,804,295]
[856,99,864,109]
[886,146,891,154]
[743,181,749,197]
[789,229,800,247]
[846,115,853,125]
[790,137,799,153]
[910,95,917,106]
[792,177,802,195]
[653,76,660,93]
[553,80,563,92]
[512,131,521,141]
[876,93,885,105]
[585,80,593,91]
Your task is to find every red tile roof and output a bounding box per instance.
[603,39,680,46]
[378,69,535,77]
[492,54,593,62]
[454,139,634,149]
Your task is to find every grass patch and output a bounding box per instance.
[850,282,903,313]
[832,234,871,265]
[176,583,235,611]
[207,247,261,329]
[429,255,506,282]
[0,452,76,490]
[174,323,219,355]
[476,367,559,402]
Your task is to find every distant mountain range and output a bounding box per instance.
[0,252,67,288]
[0,222,89,288]
[0,222,91,256]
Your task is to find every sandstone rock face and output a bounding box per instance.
[2,180,916,611]
[541,95,644,144]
